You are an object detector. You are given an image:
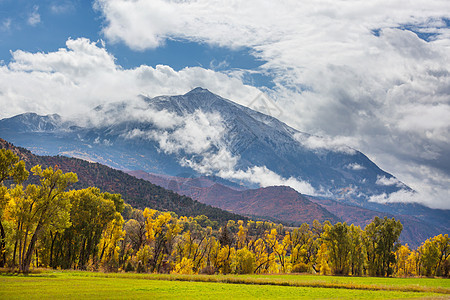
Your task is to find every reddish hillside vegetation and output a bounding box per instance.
[128,170,340,225]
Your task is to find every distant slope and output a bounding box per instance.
[308,197,446,248]
[128,170,341,225]
[0,138,246,224]
[130,170,447,247]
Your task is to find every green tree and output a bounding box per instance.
[348,224,365,276]
[323,222,351,275]
[53,188,123,270]
[0,149,28,267]
[232,247,255,274]
[418,234,450,277]
[364,217,402,276]
[9,165,77,272]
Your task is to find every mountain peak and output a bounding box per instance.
[0,112,61,133]
[185,87,211,95]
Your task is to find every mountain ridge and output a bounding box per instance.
[127,169,340,225]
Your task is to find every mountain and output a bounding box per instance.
[0,88,448,233]
[127,170,340,225]
[0,88,407,196]
[0,138,245,225]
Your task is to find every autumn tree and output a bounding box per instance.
[394,244,411,276]
[143,208,181,273]
[364,217,402,276]
[0,149,28,267]
[289,223,316,272]
[418,234,450,277]
[323,222,351,275]
[8,165,77,272]
[348,224,365,276]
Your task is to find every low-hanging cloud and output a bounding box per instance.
[218,166,316,196]
[294,133,358,155]
[346,163,366,171]
[375,175,403,187]
[121,109,225,155]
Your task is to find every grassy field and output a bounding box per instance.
[1,270,449,299]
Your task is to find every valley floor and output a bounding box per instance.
[1,270,449,299]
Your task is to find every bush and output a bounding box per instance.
[291,263,309,273]
[199,266,216,275]
[136,261,146,273]
[125,261,135,272]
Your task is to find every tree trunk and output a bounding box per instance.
[21,222,42,273]
[49,231,57,268]
[0,220,6,267]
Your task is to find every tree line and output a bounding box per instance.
[0,149,449,276]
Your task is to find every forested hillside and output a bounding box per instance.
[0,138,245,224]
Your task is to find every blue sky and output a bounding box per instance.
[0,0,449,208]
[0,0,270,86]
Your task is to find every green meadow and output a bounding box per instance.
[1,271,449,299]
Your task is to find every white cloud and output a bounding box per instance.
[0,37,319,196]
[346,163,366,171]
[2,0,450,208]
[27,5,41,26]
[375,175,403,187]
[1,18,11,31]
[218,166,316,196]
[50,1,75,14]
[121,109,226,155]
[369,189,418,204]
[94,0,450,209]
[116,104,316,194]
[86,98,183,129]
[0,37,259,120]
[294,133,357,154]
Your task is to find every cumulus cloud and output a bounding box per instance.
[93,0,450,209]
[0,37,259,120]
[0,36,317,195]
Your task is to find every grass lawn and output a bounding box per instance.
[0,271,449,299]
